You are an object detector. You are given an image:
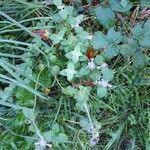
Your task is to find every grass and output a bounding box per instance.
[0,0,150,150]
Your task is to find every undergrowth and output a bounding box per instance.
[0,0,150,149]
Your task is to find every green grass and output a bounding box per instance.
[0,0,150,149]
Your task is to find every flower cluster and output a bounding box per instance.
[87,60,113,88]
[35,136,52,150]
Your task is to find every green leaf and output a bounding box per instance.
[74,86,91,112]
[120,44,135,56]
[101,67,114,81]
[75,86,91,103]
[15,84,34,107]
[141,20,150,48]
[76,27,90,40]
[104,44,120,59]
[128,114,136,125]
[66,43,83,63]
[53,0,62,6]
[71,43,83,63]
[80,117,91,132]
[63,86,77,96]
[95,55,105,65]
[97,86,107,98]
[22,108,33,120]
[59,62,77,81]
[144,20,150,30]
[107,27,122,44]
[139,31,150,48]
[43,124,68,144]
[132,24,143,39]
[140,0,150,5]
[133,51,146,67]
[120,0,128,8]
[57,133,68,143]
[50,28,66,44]
[37,68,51,86]
[77,67,90,77]
[105,124,125,149]
[59,8,68,20]
[110,0,132,12]
[96,6,115,29]
[51,65,60,76]
[91,31,108,49]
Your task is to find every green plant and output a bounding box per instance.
[0,0,149,149]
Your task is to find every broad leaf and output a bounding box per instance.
[96,6,115,29]
[110,0,132,12]
[133,51,146,67]
[107,27,122,44]
[43,124,68,144]
[101,67,114,81]
[97,86,107,98]
[59,8,68,20]
[104,44,120,59]
[59,62,77,81]
[71,43,83,63]
[91,31,108,49]
[53,0,62,6]
[120,44,135,56]
[132,24,143,39]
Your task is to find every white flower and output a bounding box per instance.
[88,58,96,70]
[95,79,112,88]
[35,136,52,149]
[97,63,108,69]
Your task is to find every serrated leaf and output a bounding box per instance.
[78,67,90,77]
[140,0,150,5]
[96,6,115,29]
[43,124,68,144]
[120,0,128,8]
[76,28,89,40]
[59,8,68,20]
[50,28,66,44]
[120,44,135,56]
[95,55,105,65]
[110,0,132,12]
[133,51,146,67]
[139,31,150,48]
[132,24,143,39]
[144,20,150,30]
[53,0,62,6]
[101,67,114,81]
[104,44,120,59]
[107,27,122,44]
[91,31,108,49]
[97,86,107,98]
